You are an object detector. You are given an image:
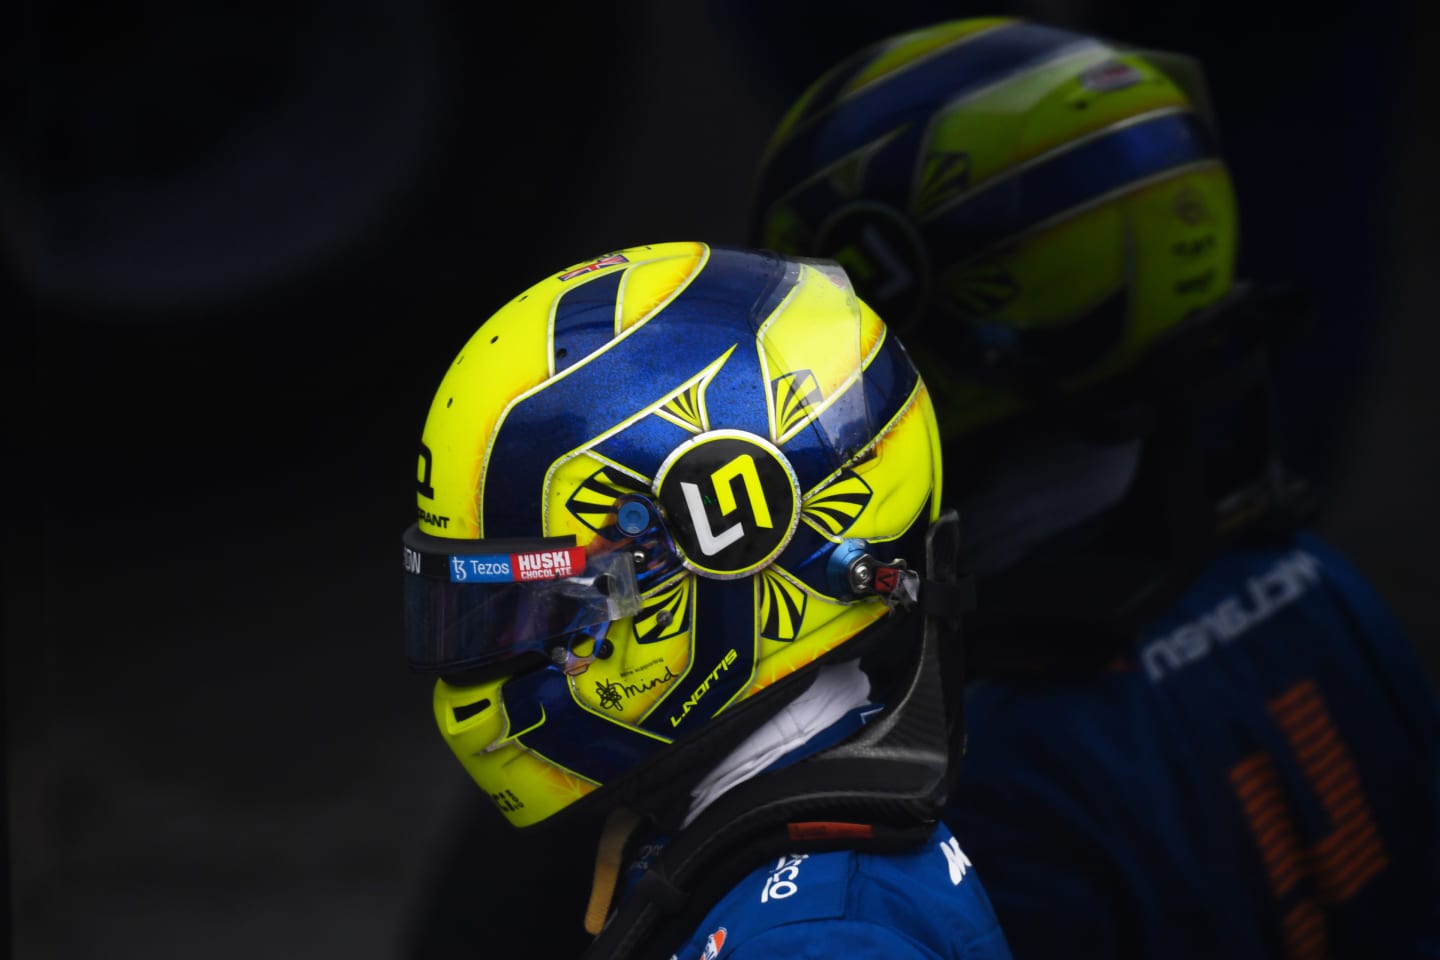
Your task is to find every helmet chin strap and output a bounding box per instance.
[580,511,969,960]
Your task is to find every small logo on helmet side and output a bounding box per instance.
[511,547,585,581]
[442,547,586,583]
[655,431,799,580]
[559,253,628,281]
[1080,60,1144,93]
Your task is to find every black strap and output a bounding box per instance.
[918,574,975,626]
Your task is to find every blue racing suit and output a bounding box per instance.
[947,531,1440,958]
[665,820,1012,959]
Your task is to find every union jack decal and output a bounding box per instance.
[559,253,629,281]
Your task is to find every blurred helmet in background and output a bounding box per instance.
[751,17,1239,447]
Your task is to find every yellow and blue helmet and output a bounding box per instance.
[402,242,943,827]
[751,17,1239,445]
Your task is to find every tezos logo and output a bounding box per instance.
[655,431,799,580]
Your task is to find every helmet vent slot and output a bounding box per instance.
[451,698,492,723]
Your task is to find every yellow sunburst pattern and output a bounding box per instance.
[913,150,972,217]
[565,467,647,533]
[772,369,822,440]
[759,567,809,642]
[632,574,692,645]
[935,261,1020,318]
[802,469,874,537]
[657,379,707,432]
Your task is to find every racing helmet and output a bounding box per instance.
[751,17,1240,446]
[402,242,943,827]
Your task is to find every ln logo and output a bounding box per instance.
[680,453,773,555]
[656,430,799,580]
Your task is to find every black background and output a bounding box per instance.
[6,0,1437,956]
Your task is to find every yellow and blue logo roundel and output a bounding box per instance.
[413,242,942,826]
[751,18,1239,441]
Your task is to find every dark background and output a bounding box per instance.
[5,0,1437,956]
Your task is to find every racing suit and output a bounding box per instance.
[947,531,1440,957]
[663,819,1012,959]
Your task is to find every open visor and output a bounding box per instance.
[402,523,643,676]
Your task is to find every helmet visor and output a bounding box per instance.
[402,523,643,675]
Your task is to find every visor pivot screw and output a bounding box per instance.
[549,646,569,668]
[655,609,673,628]
[632,550,647,569]
[847,556,875,595]
[617,501,651,536]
